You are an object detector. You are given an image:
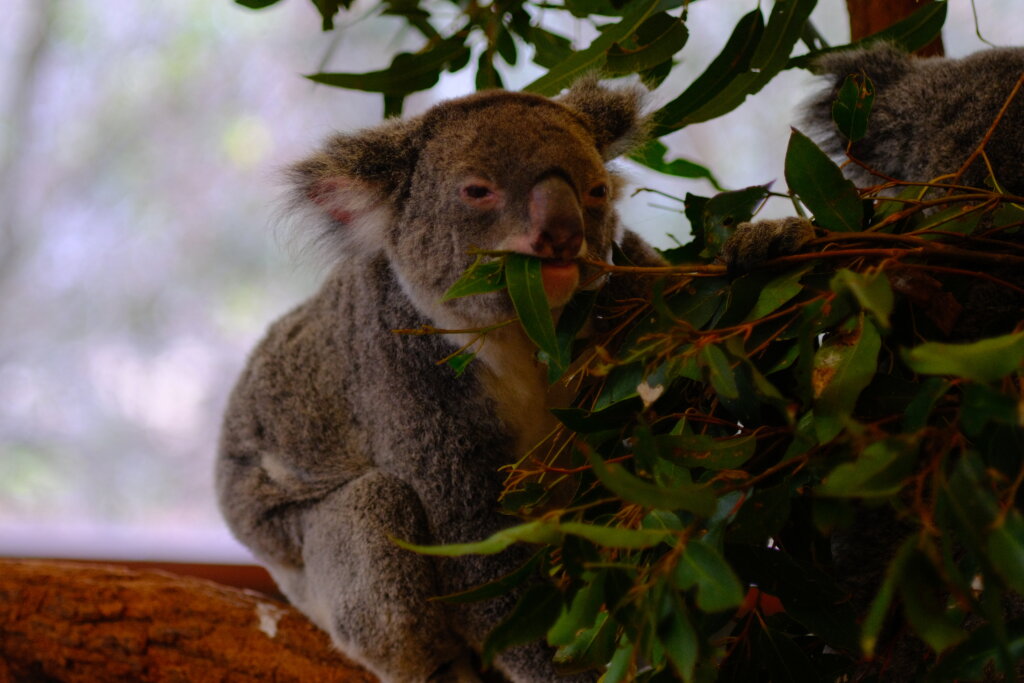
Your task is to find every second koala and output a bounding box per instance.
[724,43,1024,275]
[216,80,660,683]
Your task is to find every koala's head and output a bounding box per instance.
[289,78,647,327]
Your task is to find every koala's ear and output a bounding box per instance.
[558,76,648,160]
[288,118,418,257]
[812,42,912,89]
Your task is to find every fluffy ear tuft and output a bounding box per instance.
[286,118,419,258]
[812,41,913,90]
[558,76,649,160]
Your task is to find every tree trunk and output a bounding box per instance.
[845,0,945,56]
[0,559,377,683]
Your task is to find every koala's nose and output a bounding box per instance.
[528,175,584,261]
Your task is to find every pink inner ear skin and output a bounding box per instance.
[308,178,357,225]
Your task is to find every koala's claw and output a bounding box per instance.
[720,217,816,274]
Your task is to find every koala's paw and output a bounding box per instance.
[720,217,816,274]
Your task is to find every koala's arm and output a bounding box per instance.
[720,217,817,274]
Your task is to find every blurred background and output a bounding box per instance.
[0,0,1018,563]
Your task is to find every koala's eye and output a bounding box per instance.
[459,180,501,209]
[588,183,608,199]
[463,185,492,199]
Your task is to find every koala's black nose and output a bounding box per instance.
[528,175,584,261]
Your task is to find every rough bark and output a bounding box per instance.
[845,0,945,56]
[0,559,377,683]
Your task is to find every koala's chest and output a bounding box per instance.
[472,329,569,457]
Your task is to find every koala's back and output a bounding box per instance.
[806,45,1024,192]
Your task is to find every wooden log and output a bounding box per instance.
[0,559,377,683]
[845,0,945,56]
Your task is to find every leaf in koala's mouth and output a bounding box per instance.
[505,253,571,381]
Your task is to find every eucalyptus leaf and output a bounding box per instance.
[902,331,1024,383]
[673,541,745,612]
[832,73,875,142]
[785,128,863,232]
[830,268,893,329]
[587,449,716,516]
[812,314,881,443]
[605,12,689,75]
[630,141,724,191]
[525,0,665,96]
[649,9,764,136]
[504,253,568,379]
[308,33,469,95]
[789,2,948,69]
[818,437,916,498]
[441,255,505,301]
[660,0,815,127]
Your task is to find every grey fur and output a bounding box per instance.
[725,44,1024,273]
[804,42,1024,192]
[217,81,661,683]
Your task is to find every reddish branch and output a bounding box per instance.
[0,559,376,683]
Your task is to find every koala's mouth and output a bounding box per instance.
[538,258,580,307]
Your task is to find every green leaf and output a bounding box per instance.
[441,255,505,301]
[832,73,875,142]
[437,550,546,604]
[988,511,1024,594]
[630,141,724,191]
[812,314,881,443]
[548,572,606,645]
[604,640,634,683]
[312,0,345,31]
[785,128,863,232]
[700,344,739,400]
[655,432,757,471]
[525,0,665,96]
[393,520,561,556]
[700,184,771,260]
[658,0,815,128]
[862,536,915,657]
[482,582,563,665]
[649,9,764,136]
[817,437,916,498]
[605,12,689,75]
[235,0,283,8]
[673,541,745,612]
[790,2,948,69]
[927,618,1024,682]
[830,268,893,329]
[445,351,476,376]
[659,595,698,682]
[745,268,807,321]
[587,449,717,516]
[559,521,675,549]
[307,33,469,95]
[901,552,967,653]
[504,253,568,379]
[553,611,617,669]
[902,330,1024,383]
[902,377,952,431]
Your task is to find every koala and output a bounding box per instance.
[725,43,1024,278]
[216,79,662,683]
